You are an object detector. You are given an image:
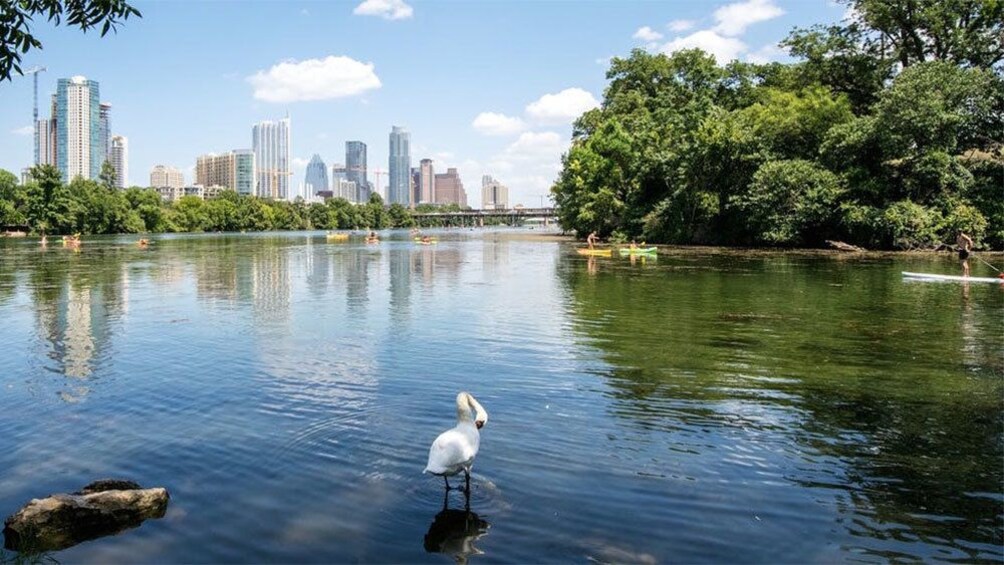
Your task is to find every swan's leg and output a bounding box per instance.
[464,469,471,494]
[443,475,451,490]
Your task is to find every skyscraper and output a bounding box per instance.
[99,103,112,162]
[36,118,55,166]
[149,165,185,189]
[109,135,127,188]
[419,158,435,205]
[388,126,411,206]
[304,154,329,196]
[411,167,421,206]
[481,175,509,210]
[345,141,368,201]
[434,168,468,207]
[55,76,102,182]
[252,116,291,199]
[195,150,256,195]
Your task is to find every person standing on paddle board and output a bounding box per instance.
[956,231,974,277]
[587,230,598,249]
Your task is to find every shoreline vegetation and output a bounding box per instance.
[0,164,482,236]
[550,0,1002,252]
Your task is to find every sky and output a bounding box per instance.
[0,0,848,207]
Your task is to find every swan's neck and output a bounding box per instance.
[456,393,475,424]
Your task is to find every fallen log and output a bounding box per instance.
[3,480,169,552]
[826,240,867,252]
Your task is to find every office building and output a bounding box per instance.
[411,167,421,206]
[434,168,468,207]
[305,154,329,196]
[481,175,509,210]
[149,165,185,189]
[109,135,127,188]
[252,116,291,199]
[36,118,56,166]
[388,126,411,206]
[419,158,434,205]
[99,103,112,162]
[195,150,256,195]
[55,76,102,182]
[345,141,368,200]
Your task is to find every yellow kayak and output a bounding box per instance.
[577,248,612,257]
[326,233,349,241]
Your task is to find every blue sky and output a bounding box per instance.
[0,0,846,207]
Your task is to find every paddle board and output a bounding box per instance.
[902,272,1003,283]
[577,248,612,257]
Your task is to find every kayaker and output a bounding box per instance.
[956,231,974,277]
[587,230,598,249]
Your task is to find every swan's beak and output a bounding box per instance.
[475,420,484,430]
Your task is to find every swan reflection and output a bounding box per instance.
[423,492,490,564]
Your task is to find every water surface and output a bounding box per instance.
[0,231,1001,563]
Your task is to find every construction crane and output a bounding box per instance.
[370,168,387,195]
[25,66,46,165]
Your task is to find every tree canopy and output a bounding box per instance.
[552,0,1003,249]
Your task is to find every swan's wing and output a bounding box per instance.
[425,428,476,474]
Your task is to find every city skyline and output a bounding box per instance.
[0,1,847,207]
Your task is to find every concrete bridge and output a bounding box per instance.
[411,207,558,227]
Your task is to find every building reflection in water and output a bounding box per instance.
[30,260,128,402]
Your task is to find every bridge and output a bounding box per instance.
[410,207,558,227]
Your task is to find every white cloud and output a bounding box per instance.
[292,157,310,170]
[667,19,696,32]
[486,131,569,201]
[472,112,526,136]
[525,88,600,124]
[11,125,33,136]
[659,30,747,63]
[633,26,663,42]
[595,55,614,66]
[353,0,413,20]
[746,43,783,64]
[248,56,381,103]
[712,0,784,36]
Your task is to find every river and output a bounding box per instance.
[0,230,1000,563]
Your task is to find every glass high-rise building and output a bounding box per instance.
[109,135,127,188]
[304,154,329,196]
[99,103,112,163]
[252,116,291,199]
[55,76,102,182]
[388,126,411,206]
[345,141,368,201]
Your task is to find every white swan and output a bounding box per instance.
[424,392,488,491]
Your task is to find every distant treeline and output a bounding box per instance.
[552,0,1003,249]
[0,164,482,234]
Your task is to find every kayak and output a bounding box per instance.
[902,272,1004,283]
[326,233,349,241]
[577,248,612,257]
[619,247,657,255]
[417,241,437,245]
[413,237,438,243]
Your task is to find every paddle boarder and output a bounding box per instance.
[956,231,973,277]
[586,230,598,249]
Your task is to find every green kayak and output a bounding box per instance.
[619,247,657,255]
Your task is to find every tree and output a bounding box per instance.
[1,0,141,82]
[387,202,415,228]
[732,159,846,246]
[99,160,117,189]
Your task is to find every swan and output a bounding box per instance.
[424,392,488,491]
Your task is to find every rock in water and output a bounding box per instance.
[3,480,169,552]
